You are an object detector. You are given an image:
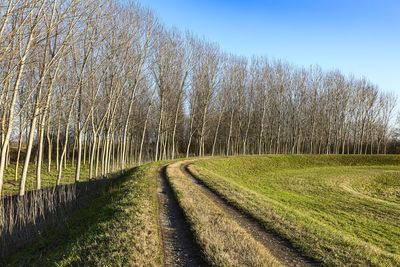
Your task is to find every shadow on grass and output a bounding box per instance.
[5,167,140,266]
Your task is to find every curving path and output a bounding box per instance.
[181,162,317,267]
[157,160,318,266]
[157,164,206,266]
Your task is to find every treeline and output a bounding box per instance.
[0,0,396,196]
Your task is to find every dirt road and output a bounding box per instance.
[157,161,318,266]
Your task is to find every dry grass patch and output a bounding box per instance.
[166,161,280,267]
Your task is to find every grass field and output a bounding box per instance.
[6,162,163,266]
[191,155,400,266]
[5,154,400,266]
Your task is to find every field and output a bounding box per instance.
[4,154,400,266]
[190,155,400,266]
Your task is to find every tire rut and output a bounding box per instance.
[182,163,319,267]
[157,165,206,267]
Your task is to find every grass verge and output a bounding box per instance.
[6,162,163,266]
[191,155,400,266]
[166,161,281,267]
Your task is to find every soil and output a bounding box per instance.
[157,165,206,267]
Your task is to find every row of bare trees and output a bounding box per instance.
[0,0,396,196]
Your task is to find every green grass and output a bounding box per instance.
[6,162,163,266]
[191,155,400,266]
[3,162,91,195]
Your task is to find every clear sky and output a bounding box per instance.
[138,0,400,96]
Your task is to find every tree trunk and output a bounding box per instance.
[75,130,83,182]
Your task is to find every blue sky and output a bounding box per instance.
[138,0,400,96]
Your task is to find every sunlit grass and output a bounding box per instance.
[3,161,91,195]
[192,155,400,266]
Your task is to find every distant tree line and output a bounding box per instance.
[0,0,397,196]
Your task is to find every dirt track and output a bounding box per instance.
[157,165,205,266]
[181,163,317,267]
[158,161,318,266]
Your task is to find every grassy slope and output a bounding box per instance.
[166,161,280,266]
[3,162,90,195]
[191,155,400,266]
[7,163,163,266]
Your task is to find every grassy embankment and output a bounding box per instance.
[191,155,400,266]
[166,161,280,266]
[2,162,90,195]
[6,162,164,266]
